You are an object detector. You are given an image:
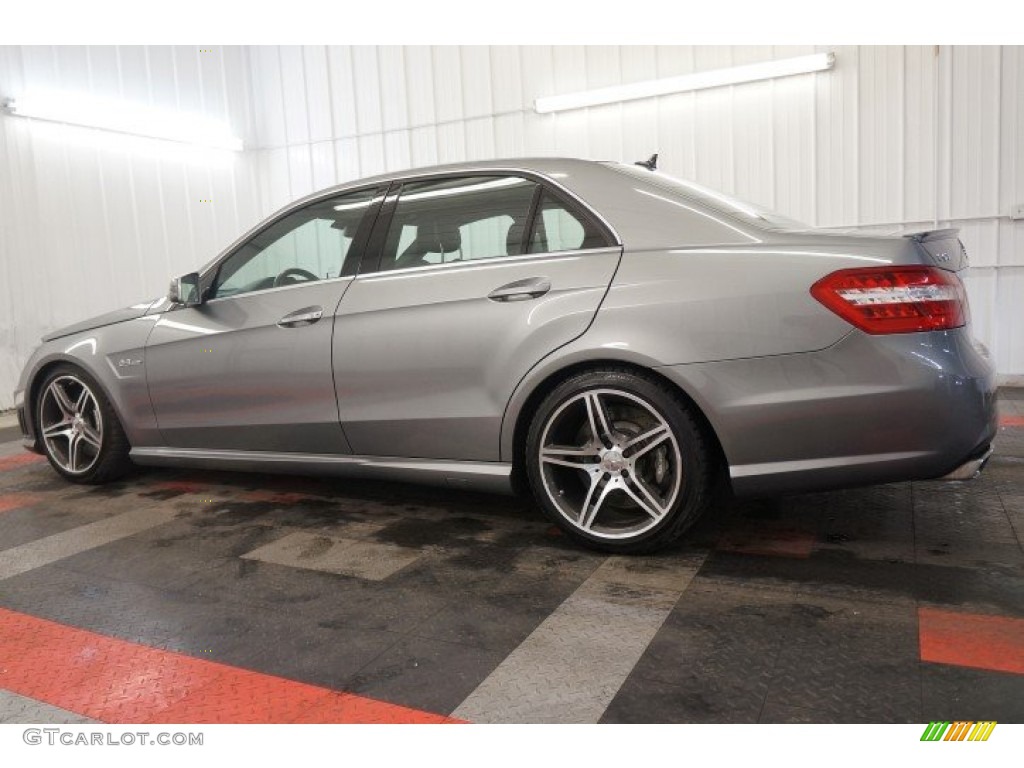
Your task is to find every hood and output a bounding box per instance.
[42,299,163,342]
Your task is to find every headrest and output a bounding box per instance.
[506,219,526,255]
[330,219,360,238]
[414,221,461,254]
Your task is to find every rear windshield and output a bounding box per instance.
[606,162,808,231]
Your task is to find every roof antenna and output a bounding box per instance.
[635,153,658,171]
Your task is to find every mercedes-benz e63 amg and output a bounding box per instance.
[14,158,997,552]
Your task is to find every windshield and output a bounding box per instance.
[607,163,809,231]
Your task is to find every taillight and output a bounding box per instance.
[810,266,968,334]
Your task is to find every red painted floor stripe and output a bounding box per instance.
[0,493,42,514]
[240,489,314,505]
[0,453,46,473]
[147,480,211,494]
[919,607,1024,676]
[1000,414,1024,428]
[717,524,816,559]
[0,607,459,723]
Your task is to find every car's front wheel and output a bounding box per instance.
[525,368,713,553]
[36,365,132,484]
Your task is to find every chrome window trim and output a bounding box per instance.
[354,246,623,282]
[200,274,355,307]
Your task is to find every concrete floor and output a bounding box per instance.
[0,392,1022,724]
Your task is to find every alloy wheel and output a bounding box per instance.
[39,375,104,475]
[537,388,683,540]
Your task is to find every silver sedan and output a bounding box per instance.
[13,158,998,552]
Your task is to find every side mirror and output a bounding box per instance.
[168,272,202,307]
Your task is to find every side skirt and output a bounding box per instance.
[129,447,514,495]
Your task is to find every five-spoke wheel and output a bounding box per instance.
[39,375,104,475]
[36,365,132,483]
[526,369,711,553]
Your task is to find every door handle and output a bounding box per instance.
[487,277,551,303]
[278,306,324,328]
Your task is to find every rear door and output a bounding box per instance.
[332,173,622,461]
[145,186,384,452]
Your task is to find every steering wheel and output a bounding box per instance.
[273,267,319,288]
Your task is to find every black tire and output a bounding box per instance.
[35,364,133,484]
[525,367,713,554]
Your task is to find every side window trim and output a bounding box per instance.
[202,183,388,302]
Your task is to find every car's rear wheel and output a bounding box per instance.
[525,368,712,554]
[36,365,132,484]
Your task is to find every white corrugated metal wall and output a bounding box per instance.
[1,45,1022,409]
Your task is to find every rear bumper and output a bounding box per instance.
[657,328,998,497]
[940,442,994,481]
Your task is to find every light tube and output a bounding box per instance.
[535,52,835,114]
[2,91,243,151]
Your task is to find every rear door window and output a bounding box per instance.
[379,176,538,271]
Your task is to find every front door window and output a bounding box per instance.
[212,187,380,299]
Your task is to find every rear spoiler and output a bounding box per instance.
[903,228,969,270]
[903,228,959,243]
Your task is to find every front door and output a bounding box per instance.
[333,174,622,461]
[145,186,383,452]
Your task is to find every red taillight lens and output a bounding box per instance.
[810,266,968,334]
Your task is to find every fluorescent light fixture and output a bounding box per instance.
[2,91,243,151]
[535,52,835,114]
